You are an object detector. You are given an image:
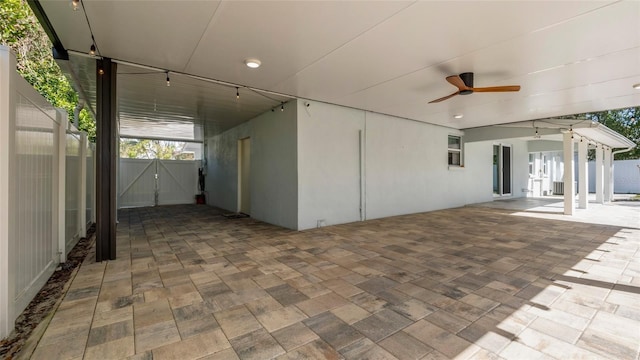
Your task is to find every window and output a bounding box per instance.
[448,135,462,166]
[528,154,535,176]
[541,154,548,175]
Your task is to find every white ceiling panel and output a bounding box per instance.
[35,0,640,140]
[271,1,610,99]
[183,0,413,89]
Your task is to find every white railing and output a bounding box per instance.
[0,46,93,339]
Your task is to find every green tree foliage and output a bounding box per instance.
[0,0,96,141]
[563,107,639,160]
[586,108,639,160]
[120,139,190,160]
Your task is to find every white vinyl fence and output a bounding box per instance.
[118,158,200,208]
[0,46,94,339]
[589,159,640,194]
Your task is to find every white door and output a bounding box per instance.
[238,138,251,214]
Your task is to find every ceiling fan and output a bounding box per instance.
[429,72,520,103]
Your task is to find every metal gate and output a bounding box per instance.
[119,159,200,208]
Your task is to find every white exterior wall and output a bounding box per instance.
[296,100,516,229]
[367,112,473,220]
[297,102,364,229]
[206,100,532,231]
[206,102,298,230]
[206,122,250,212]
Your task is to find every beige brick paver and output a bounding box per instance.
[25,203,640,359]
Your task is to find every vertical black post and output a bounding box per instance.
[96,58,117,261]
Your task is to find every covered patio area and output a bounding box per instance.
[27,203,639,359]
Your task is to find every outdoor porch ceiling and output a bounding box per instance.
[465,118,636,149]
[35,0,640,139]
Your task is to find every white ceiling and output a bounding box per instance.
[39,0,640,140]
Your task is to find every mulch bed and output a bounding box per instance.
[0,224,96,359]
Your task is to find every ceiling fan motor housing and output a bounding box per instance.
[459,72,474,95]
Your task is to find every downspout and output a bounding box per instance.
[612,147,634,158]
[73,99,84,129]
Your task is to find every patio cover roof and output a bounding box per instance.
[465,118,636,149]
[31,1,640,141]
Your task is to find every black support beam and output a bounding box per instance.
[96,58,117,261]
[27,1,69,60]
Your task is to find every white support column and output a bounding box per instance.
[595,145,604,204]
[578,139,589,209]
[56,110,68,263]
[563,132,575,215]
[79,133,87,238]
[0,45,16,340]
[604,147,612,203]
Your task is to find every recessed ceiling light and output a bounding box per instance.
[633,83,640,90]
[245,59,261,69]
[453,114,463,119]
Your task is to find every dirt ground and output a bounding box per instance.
[0,225,95,360]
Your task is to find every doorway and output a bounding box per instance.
[238,138,251,214]
[493,144,512,196]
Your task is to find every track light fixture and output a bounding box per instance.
[534,127,540,139]
[281,103,284,112]
[236,87,240,100]
[71,0,79,11]
[89,44,96,56]
[166,71,170,87]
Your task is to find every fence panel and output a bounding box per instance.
[589,159,640,194]
[1,46,91,339]
[86,143,95,225]
[158,160,200,205]
[118,158,156,208]
[65,130,81,253]
[0,46,61,340]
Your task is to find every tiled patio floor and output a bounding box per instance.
[28,203,640,359]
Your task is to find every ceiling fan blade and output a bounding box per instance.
[472,85,521,92]
[428,91,459,103]
[446,75,469,91]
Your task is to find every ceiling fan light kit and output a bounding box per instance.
[429,72,521,103]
